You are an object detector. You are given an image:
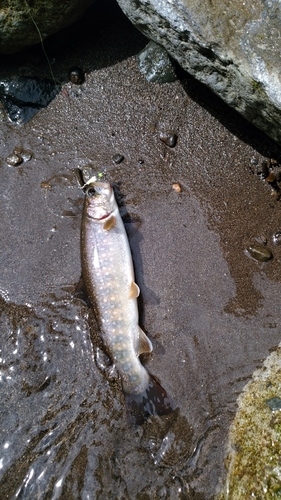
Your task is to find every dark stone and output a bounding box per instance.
[137,41,178,84]
[0,77,60,124]
[68,67,85,85]
[159,130,178,148]
[112,154,124,164]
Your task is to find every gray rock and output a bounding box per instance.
[138,41,177,83]
[0,0,94,54]
[116,0,281,146]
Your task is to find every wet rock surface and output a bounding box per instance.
[117,0,281,146]
[0,0,95,54]
[0,77,60,124]
[1,1,281,498]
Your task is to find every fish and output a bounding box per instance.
[80,177,173,423]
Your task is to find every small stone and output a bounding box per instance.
[68,67,85,85]
[255,235,267,245]
[159,130,177,148]
[13,147,32,162]
[6,152,23,166]
[137,41,178,83]
[138,158,144,164]
[112,154,124,164]
[250,157,258,166]
[247,244,273,262]
[21,150,32,162]
[266,172,277,183]
[265,397,281,411]
[172,182,182,193]
[272,232,281,245]
[260,161,269,177]
[40,181,52,189]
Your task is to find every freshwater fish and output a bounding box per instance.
[80,177,173,422]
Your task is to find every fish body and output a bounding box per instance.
[81,181,152,394]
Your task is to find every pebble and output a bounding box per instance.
[137,41,178,84]
[112,154,124,164]
[246,244,273,262]
[172,183,182,193]
[41,181,52,189]
[265,172,277,183]
[159,131,178,148]
[13,147,32,162]
[252,162,267,176]
[272,232,281,245]
[68,67,85,85]
[6,153,23,166]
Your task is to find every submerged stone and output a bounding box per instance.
[0,77,60,124]
[246,244,273,262]
[6,153,23,166]
[137,41,178,84]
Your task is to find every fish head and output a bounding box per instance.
[84,181,116,220]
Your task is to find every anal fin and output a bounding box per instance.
[138,327,153,355]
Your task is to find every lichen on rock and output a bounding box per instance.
[217,345,281,498]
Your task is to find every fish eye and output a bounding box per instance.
[85,186,96,197]
[85,184,104,197]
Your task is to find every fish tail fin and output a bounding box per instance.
[125,375,175,425]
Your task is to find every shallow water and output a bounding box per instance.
[1,1,281,498]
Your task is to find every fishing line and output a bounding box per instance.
[24,0,57,86]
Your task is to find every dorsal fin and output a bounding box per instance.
[129,281,140,299]
[103,215,116,231]
[138,327,153,355]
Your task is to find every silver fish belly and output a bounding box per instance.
[81,181,152,395]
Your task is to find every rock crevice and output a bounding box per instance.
[117,0,281,145]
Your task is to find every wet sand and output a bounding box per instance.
[1,1,281,498]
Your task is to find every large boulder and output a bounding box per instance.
[0,0,94,54]
[116,0,281,146]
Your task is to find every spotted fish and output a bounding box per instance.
[80,179,173,422]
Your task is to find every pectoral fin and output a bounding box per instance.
[138,327,153,355]
[129,281,140,299]
[74,276,92,307]
[103,215,116,231]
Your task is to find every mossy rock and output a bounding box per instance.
[0,0,94,54]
